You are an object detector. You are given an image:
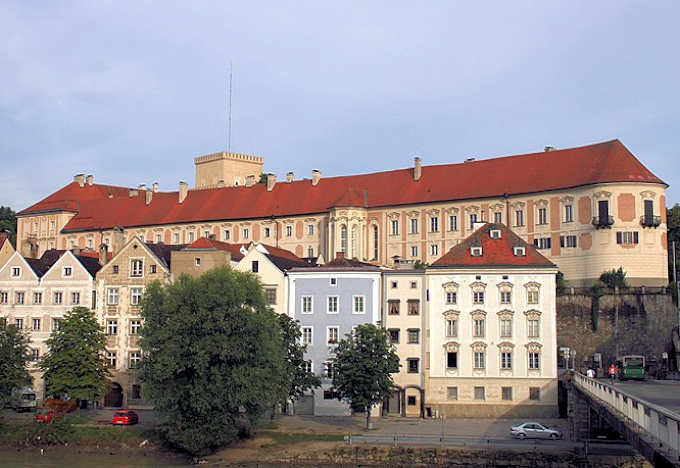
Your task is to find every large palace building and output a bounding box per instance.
[16,139,668,286]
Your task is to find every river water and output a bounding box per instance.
[0,448,191,467]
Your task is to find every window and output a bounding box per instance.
[188,231,195,242]
[63,266,72,277]
[430,244,439,256]
[500,319,512,338]
[33,292,42,304]
[407,358,419,373]
[203,230,210,238]
[112,265,119,274]
[388,299,400,315]
[155,234,161,243]
[534,237,551,249]
[560,235,577,248]
[494,212,502,224]
[529,352,540,370]
[326,296,338,314]
[32,318,41,331]
[372,225,379,260]
[390,220,399,236]
[53,292,63,305]
[15,292,25,305]
[446,352,458,369]
[469,213,477,229]
[501,352,512,369]
[407,329,420,344]
[107,288,119,305]
[52,319,61,331]
[265,288,276,305]
[500,291,511,304]
[527,290,539,304]
[449,215,457,231]
[129,352,141,369]
[150,264,157,274]
[301,296,313,314]
[307,224,314,236]
[537,207,547,225]
[130,288,143,306]
[565,205,573,223]
[327,327,339,345]
[107,320,118,335]
[391,281,398,289]
[410,218,418,234]
[407,300,420,315]
[529,387,540,400]
[251,261,259,273]
[71,292,80,305]
[490,229,501,239]
[286,225,293,237]
[447,387,458,400]
[388,329,400,344]
[15,318,24,330]
[407,396,416,406]
[242,228,249,239]
[264,227,270,237]
[410,281,417,289]
[446,319,457,337]
[324,362,334,379]
[470,246,482,256]
[0,291,7,304]
[307,246,314,258]
[301,327,312,345]
[131,384,142,400]
[474,386,485,401]
[323,388,341,400]
[353,296,365,314]
[616,231,639,245]
[430,217,439,233]
[329,277,337,286]
[173,233,180,244]
[446,292,457,304]
[411,245,418,257]
[515,210,524,227]
[11,267,20,277]
[473,319,485,338]
[195,257,201,267]
[130,259,143,277]
[513,246,526,257]
[31,349,40,361]
[473,351,485,369]
[303,361,312,374]
[528,319,540,338]
[473,291,484,304]
[502,387,513,401]
[107,351,117,368]
[130,320,141,335]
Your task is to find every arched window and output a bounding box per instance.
[351,225,357,259]
[340,225,348,255]
[372,225,379,261]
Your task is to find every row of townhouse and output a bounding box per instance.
[16,139,669,287]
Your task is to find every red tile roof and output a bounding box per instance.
[0,231,9,250]
[431,223,556,268]
[183,238,248,261]
[18,140,665,233]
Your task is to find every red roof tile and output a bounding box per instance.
[0,231,9,250]
[431,223,556,268]
[18,140,665,233]
[184,238,248,261]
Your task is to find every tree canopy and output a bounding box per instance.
[331,324,400,429]
[278,314,320,408]
[140,267,288,455]
[668,204,680,282]
[0,322,32,408]
[39,307,110,402]
[0,206,17,248]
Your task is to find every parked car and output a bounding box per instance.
[510,422,562,440]
[11,388,37,412]
[35,410,62,424]
[112,410,139,425]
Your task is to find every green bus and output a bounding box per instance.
[618,355,645,381]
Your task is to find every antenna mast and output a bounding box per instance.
[227,61,233,152]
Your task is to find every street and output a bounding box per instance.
[598,378,680,414]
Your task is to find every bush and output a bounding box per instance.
[599,267,627,288]
[44,399,77,413]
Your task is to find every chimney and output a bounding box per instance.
[312,170,321,186]
[266,173,277,191]
[464,157,476,163]
[129,188,139,197]
[86,174,94,186]
[413,157,422,181]
[286,172,294,183]
[99,243,109,266]
[71,247,81,256]
[216,180,225,188]
[179,181,188,203]
[138,184,147,191]
[112,227,125,254]
[245,175,256,187]
[544,145,555,152]
[145,190,153,205]
[74,173,85,187]
[336,251,345,260]
[152,182,159,192]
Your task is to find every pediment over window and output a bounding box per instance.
[524,309,542,320]
[498,341,515,352]
[470,281,487,291]
[560,196,574,205]
[465,205,481,214]
[426,208,440,216]
[445,206,460,214]
[490,203,504,212]
[442,281,459,293]
[497,282,513,290]
[407,210,420,218]
[387,212,401,220]
[535,199,549,208]
[640,190,656,199]
[525,341,542,352]
[443,309,460,319]
[443,341,459,352]
[470,341,487,352]
[497,309,514,320]
[510,201,526,209]
[470,309,486,320]
[593,190,612,199]
[524,281,541,290]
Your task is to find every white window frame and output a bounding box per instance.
[130,319,142,335]
[286,225,292,237]
[528,319,540,338]
[107,319,118,335]
[500,351,513,369]
[301,326,313,346]
[326,326,339,345]
[473,291,484,304]
[130,287,144,306]
[500,319,512,338]
[242,228,249,239]
[352,295,365,314]
[307,224,314,236]
[62,266,73,278]
[529,352,540,370]
[71,291,80,305]
[411,245,418,257]
[449,215,457,231]
[537,207,547,225]
[390,220,399,236]
[301,296,313,314]
[326,295,339,314]
[430,244,439,256]
[129,351,141,369]
[53,291,63,305]
[107,288,119,306]
[430,216,439,233]
[473,351,486,369]
[33,291,42,304]
[565,204,574,223]
[130,258,144,278]
[11,267,21,277]
[446,319,457,337]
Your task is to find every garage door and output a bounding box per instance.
[294,395,314,416]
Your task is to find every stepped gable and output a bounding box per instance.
[431,223,556,268]
[18,140,666,233]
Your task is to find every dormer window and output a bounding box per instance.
[513,246,526,257]
[470,247,483,257]
[63,266,73,277]
[489,229,501,239]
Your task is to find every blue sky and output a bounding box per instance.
[1,1,679,210]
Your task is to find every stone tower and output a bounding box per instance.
[194,151,264,189]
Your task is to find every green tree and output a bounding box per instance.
[331,324,400,429]
[668,203,680,282]
[278,314,320,412]
[140,267,287,455]
[0,206,17,248]
[599,267,628,288]
[0,322,32,409]
[39,307,110,403]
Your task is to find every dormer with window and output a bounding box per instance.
[470,239,483,257]
[513,245,526,257]
[489,228,501,239]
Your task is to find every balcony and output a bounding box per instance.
[640,215,661,228]
[591,216,614,229]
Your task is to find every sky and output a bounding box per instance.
[1,1,679,211]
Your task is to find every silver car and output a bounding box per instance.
[510,422,562,440]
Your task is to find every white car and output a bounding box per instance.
[510,422,562,440]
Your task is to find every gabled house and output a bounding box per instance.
[0,230,15,270]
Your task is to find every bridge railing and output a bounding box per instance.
[573,372,680,462]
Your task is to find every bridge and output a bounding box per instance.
[569,372,680,467]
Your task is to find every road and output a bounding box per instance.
[599,378,680,414]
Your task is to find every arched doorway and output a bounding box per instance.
[104,382,123,407]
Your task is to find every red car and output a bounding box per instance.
[112,410,139,425]
[35,410,61,424]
